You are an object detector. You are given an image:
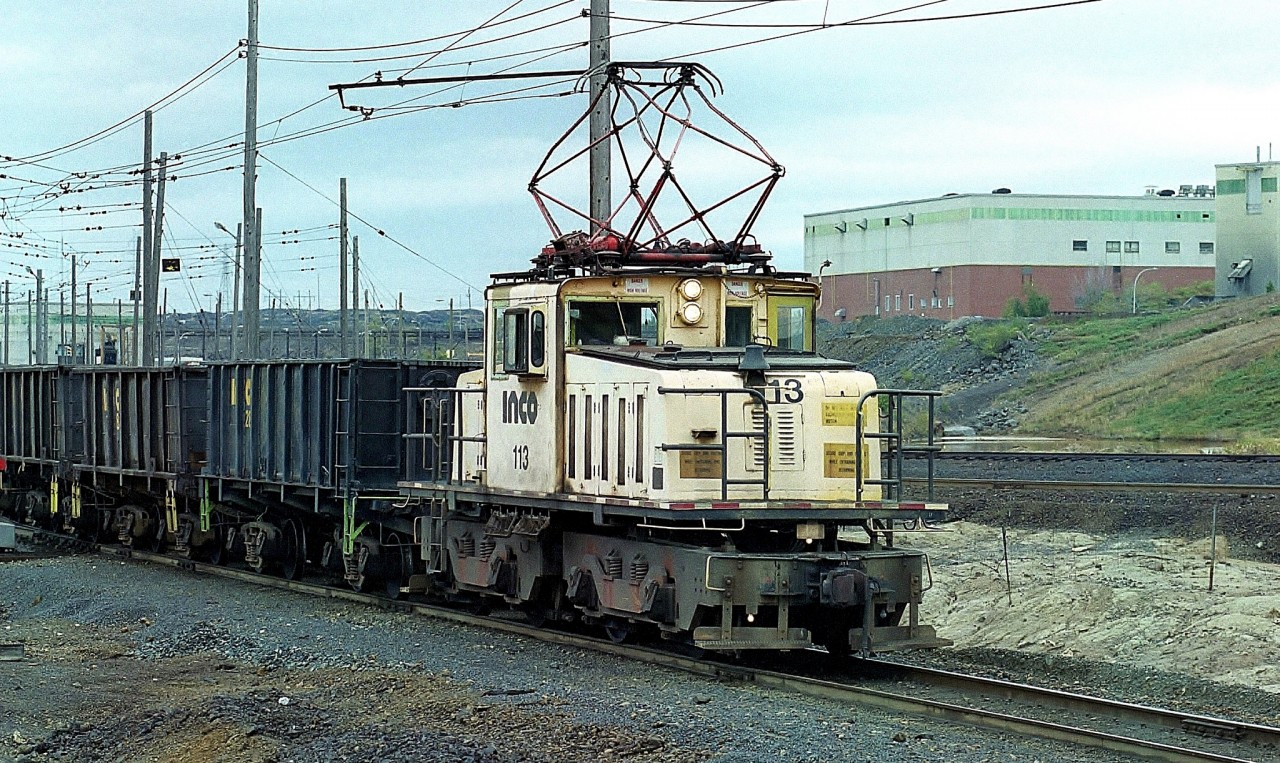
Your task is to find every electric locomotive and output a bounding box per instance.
[396,230,949,655]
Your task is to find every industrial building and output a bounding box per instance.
[804,190,1217,320]
[1215,160,1280,298]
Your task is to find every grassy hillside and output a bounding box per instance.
[1014,294,1280,443]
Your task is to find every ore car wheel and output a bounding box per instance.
[382,533,413,600]
[604,618,633,644]
[351,539,380,593]
[140,507,164,553]
[206,525,228,566]
[280,519,304,581]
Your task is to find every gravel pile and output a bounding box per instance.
[0,555,1139,762]
[818,317,1044,432]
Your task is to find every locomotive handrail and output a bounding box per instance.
[854,388,943,503]
[403,385,486,485]
[656,385,769,501]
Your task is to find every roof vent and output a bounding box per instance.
[992,187,1011,194]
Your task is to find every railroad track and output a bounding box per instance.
[907,477,1280,495]
[10,525,1278,762]
[913,451,1280,465]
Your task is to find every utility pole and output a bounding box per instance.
[589,0,611,233]
[85,282,93,365]
[351,235,360,359]
[141,110,155,365]
[242,0,261,359]
[363,289,371,358]
[32,270,44,364]
[69,260,77,363]
[214,293,222,361]
[26,292,32,364]
[132,237,142,364]
[233,222,242,359]
[243,208,262,358]
[146,152,168,364]
[339,177,349,356]
[3,280,9,365]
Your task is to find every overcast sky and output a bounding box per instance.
[2,0,1277,313]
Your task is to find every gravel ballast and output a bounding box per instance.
[0,553,1144,763]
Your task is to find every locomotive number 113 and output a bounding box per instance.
[512,444,530,470]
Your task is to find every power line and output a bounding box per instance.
[258,152,480,294]
[257,0,576,54]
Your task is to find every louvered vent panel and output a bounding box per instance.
[745,405,803,472]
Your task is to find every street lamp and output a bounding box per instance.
[214,221,242,359]
[1132,267,1158,314]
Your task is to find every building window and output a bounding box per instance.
[1106,240,1120,254]
[1165,241,1180,254]
[1072,240,1088,252]
[947,296,954,308]
[908,294,915,310]
[894,294,901,311]
[1200,242,1215,255]
[884,295,891,314]
[1124,241,1139,254]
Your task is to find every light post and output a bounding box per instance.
[214,221,242,359]
[175,331,194,363]
[1132,267,1158,314]
[22,265,45,363]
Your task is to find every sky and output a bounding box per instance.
[2,0,1278,314]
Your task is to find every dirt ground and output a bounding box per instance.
[0,610,692,763]
[914,520,1280,695]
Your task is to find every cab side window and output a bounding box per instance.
[530,311,546,368]
[503,309,529,374]
[776,305,809,350]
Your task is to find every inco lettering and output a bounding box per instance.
[502,389,540,424]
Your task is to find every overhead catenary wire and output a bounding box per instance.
[258,152,480,295]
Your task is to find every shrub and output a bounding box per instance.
[966,319,1026,358]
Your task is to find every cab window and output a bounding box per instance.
[568,300,659,346]
[530,311,546,368]
[503,309,529,373]
[725,306,752,346]
[776,304,809,350]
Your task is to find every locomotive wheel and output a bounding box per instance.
[522,602,548,628]
[604,617,634,644]
[279,519,305,581]
[382,532,414,600]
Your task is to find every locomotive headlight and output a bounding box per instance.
[678,278,704,300]
[679,301,704,324]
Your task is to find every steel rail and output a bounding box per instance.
[869,660,1280,757]
[906,477,1280,495]
[912,451,1280,464]
[69,542,1276,763]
